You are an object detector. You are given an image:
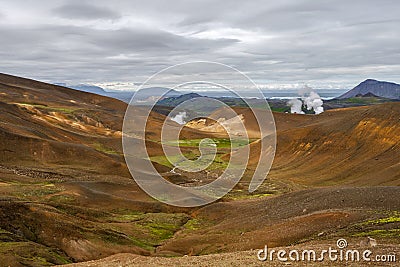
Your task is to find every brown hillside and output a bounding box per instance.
[269,103,400,187]
[0,73,209,175]
[0,73,399,266]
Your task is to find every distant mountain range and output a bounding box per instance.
[55,83,181,103]
[64,84,107,95]
[338,79,400,100]
[57,79,400,107]
[133,87,181,102]
[157,92,202,106]
[54,83,133,102]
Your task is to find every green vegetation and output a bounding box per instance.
[0,241,72,265]
[339,97,381,104]
[364,216,400,225]
[49,194,77,204]
[34,206,190,252]
[17,102,78,113]
[151,138,256,171]
[46,107,77,113]
[146,222,177,240]
[105,210,191,250]
[183,217,215,232]
[184,218,202,230]
[128,237,155,251]
[91,142,120,155]
[355,212,400,227]
[51,203,110,220]
[150,154,184,168]
[207,154,229,170]
[224,192,274,200]
[0,228,12,235]
[108,209,145,222]
[163,138,255,148]
[15,185,63,199]
[270,107,290,112]
[328,96,397,106]
[353,229,400,238]
[129,215,189,249]
[350,212,400,238]
[150,153,229,170]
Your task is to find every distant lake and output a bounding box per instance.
[197,89,349,100]
[102,89,349,103]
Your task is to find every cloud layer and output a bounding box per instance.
[0,0,399,89]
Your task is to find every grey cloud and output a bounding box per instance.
[53,3,121,20]
[0,23,238,82]
[0,0,400,87]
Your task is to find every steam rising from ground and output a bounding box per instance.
[170,111,187,124]
[288,98,304,114]
[288,85,324,114]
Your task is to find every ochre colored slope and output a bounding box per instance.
[0,73,399,266]
[269,103,400,186]
[0,73,209,174]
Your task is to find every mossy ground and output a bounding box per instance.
[91,142,121,155]
[17,102,79,113]
[348,211,400,239]
[0,240,71,266]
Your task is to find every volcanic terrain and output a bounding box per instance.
[0,73,399,266]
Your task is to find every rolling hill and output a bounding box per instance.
[0,73,399,266]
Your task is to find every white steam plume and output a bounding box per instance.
[288,98,305,114]
[301,85,324,114]
[170,111,187,125]
[287,85,324,114]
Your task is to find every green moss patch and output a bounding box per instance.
[353,229,400,238]
[163,138,255,148]
[91,143,120,155]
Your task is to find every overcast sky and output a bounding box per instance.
[0,0,399,90]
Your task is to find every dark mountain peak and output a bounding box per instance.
[133,87,181,100]
[338,79,400,100]
[362,79,378,84]
[180,92,202,98]
[156,92,203,107]
[139,87,179,94]
[69,84,107,94]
